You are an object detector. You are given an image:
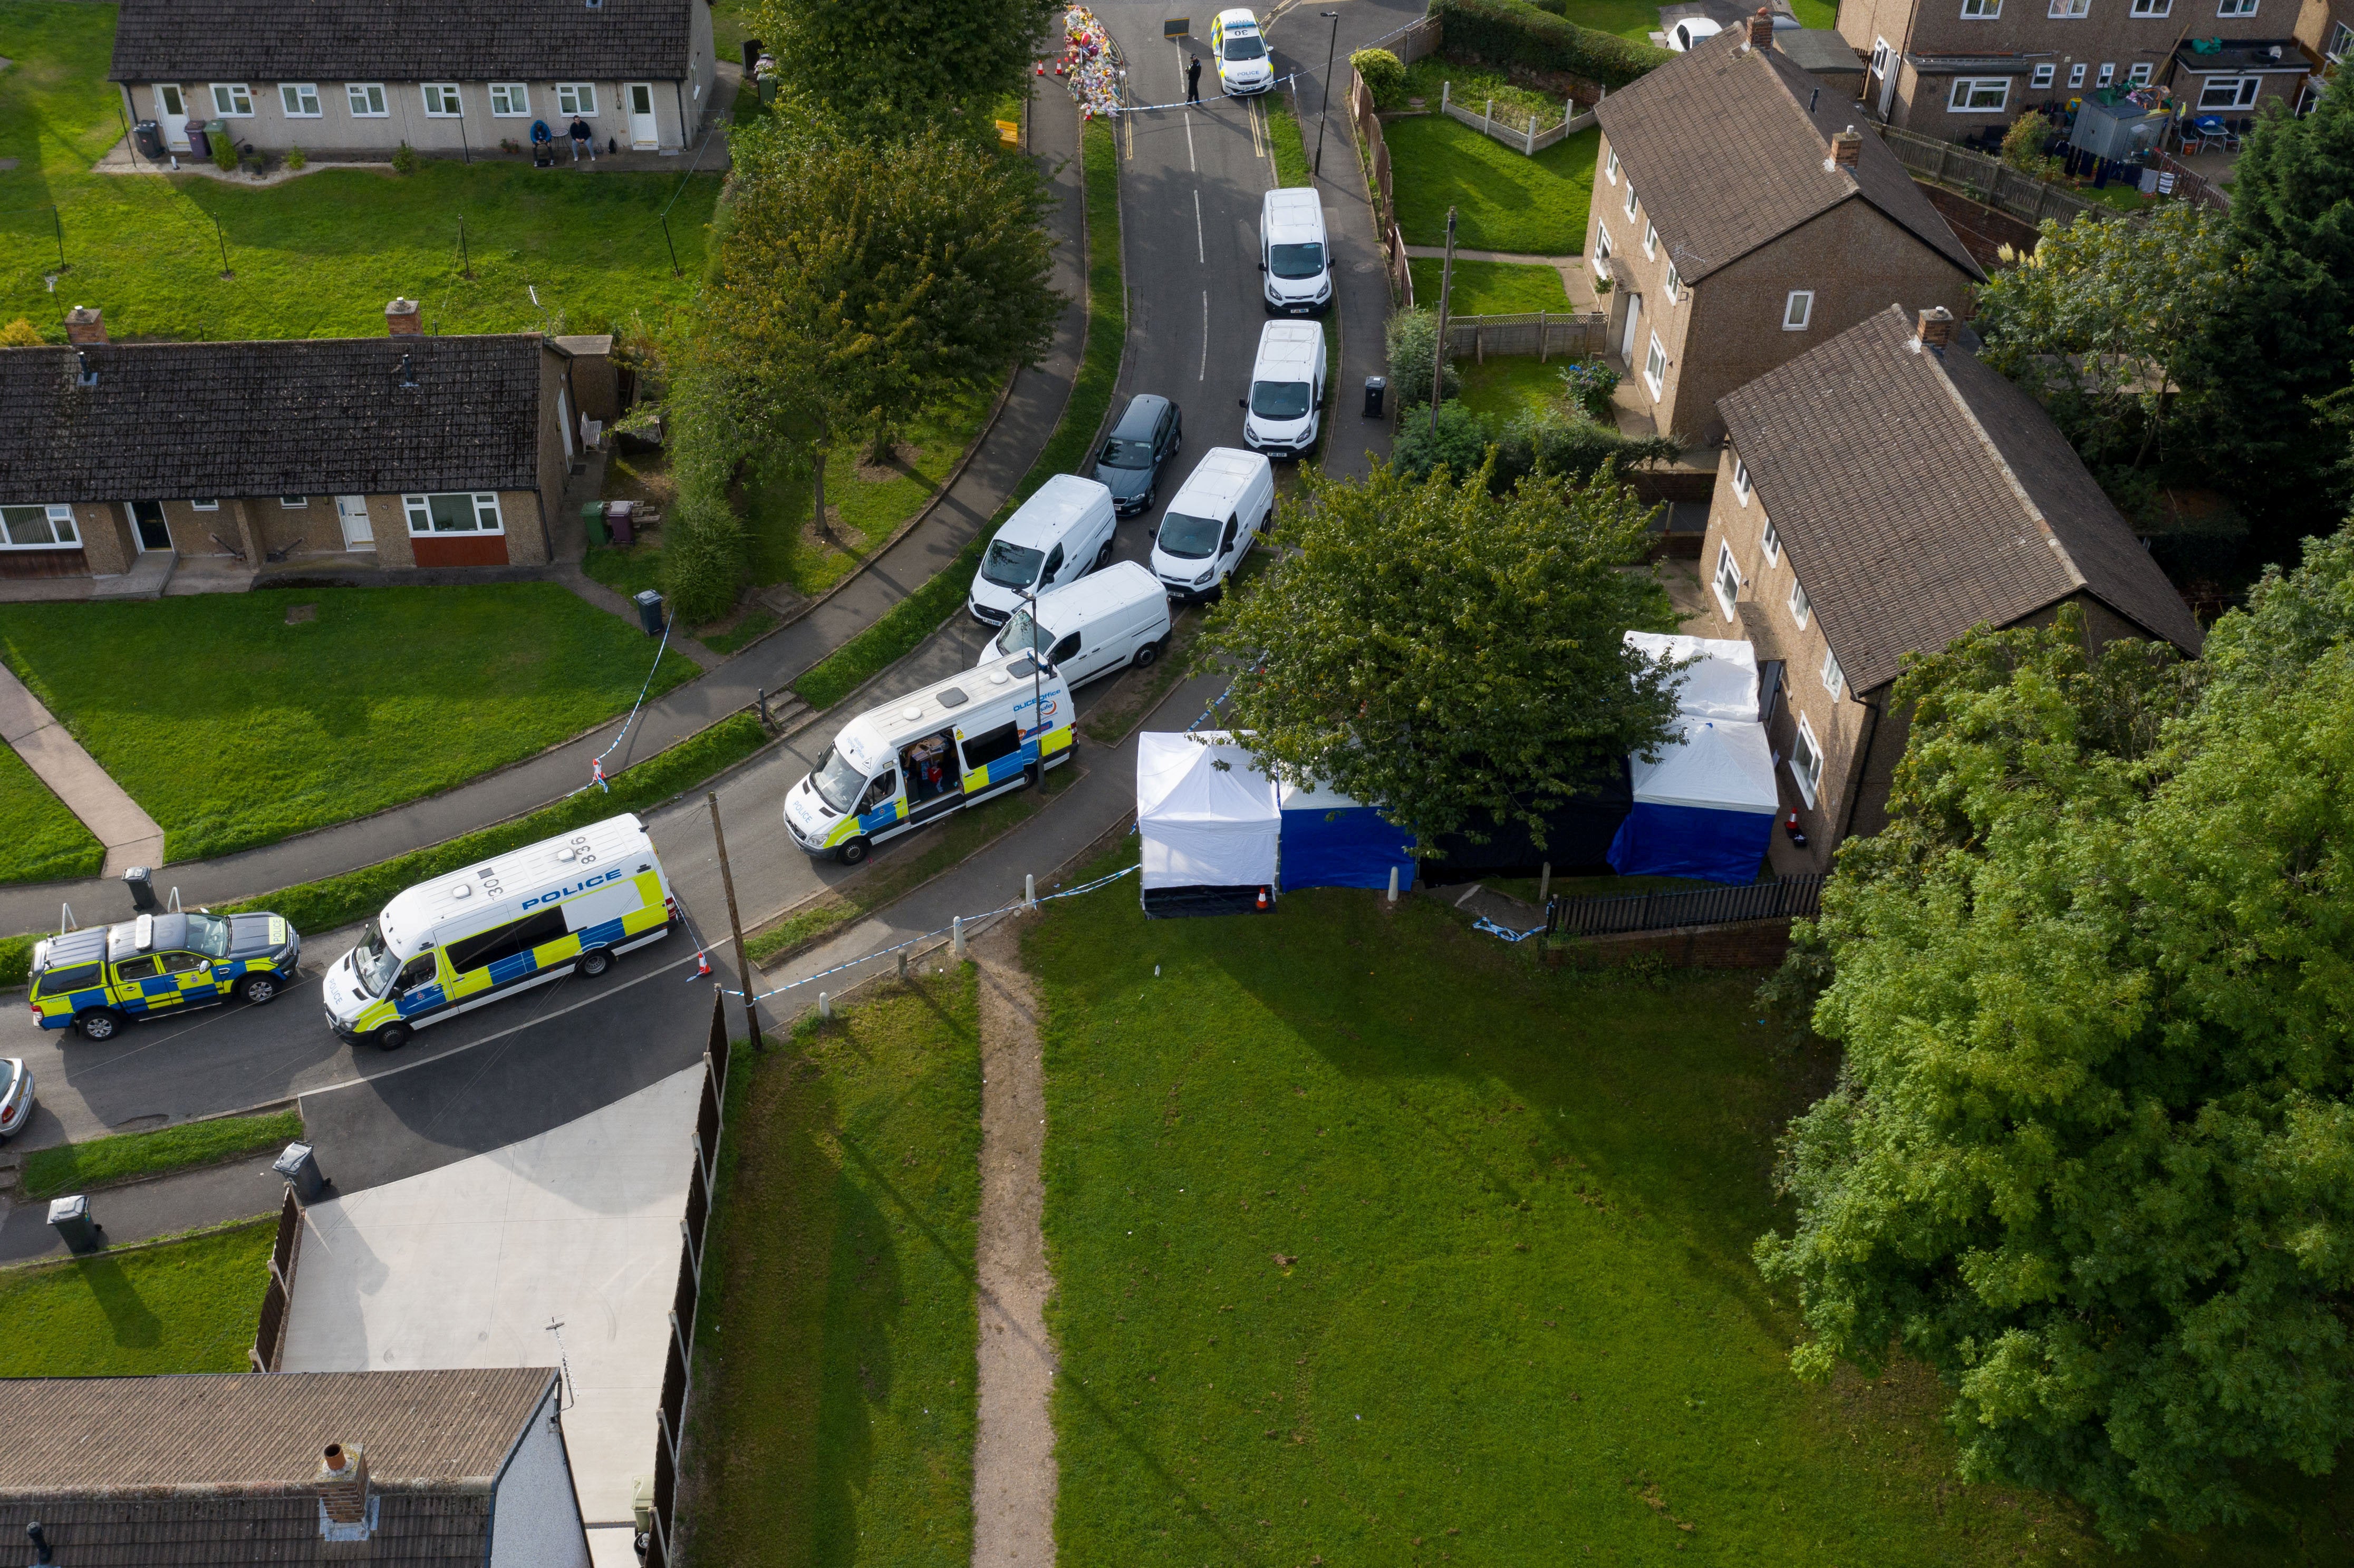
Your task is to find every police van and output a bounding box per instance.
[322,814,676,1050]
[786,653,1075,865]
[30,911,302,1040]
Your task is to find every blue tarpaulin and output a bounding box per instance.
[1607,717,1779,883]
[1278,777,1415,891]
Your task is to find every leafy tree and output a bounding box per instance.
[1390,397,1491,482]
[1755,533,2354,1545]
[1999,109,2062,180]
[754,0,1063,131]
[1383,307,1461,407]
[1197,458,1681,852]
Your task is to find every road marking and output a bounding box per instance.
[1248,95,1267,161]
[1200,291,1209,381]
[1193,187,1205,264]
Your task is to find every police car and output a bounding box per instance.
[28,911,302,1041]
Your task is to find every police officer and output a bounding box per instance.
[1186,55,1203,104]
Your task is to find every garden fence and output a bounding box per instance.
[1436,79,1597,156]
[1547,874,1825,938]
[1352,73,1415,305]
[2143,147,2231,212]
[1441,309,1608,361]
[1877,125,2126,227]
[249,1186,304,1373]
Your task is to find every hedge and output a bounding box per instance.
[1430,0,1671,90]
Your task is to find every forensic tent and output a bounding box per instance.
[1136,731,1280,917]
[1419,762,1635,887]
[1606,717,1779,882]
[1624,630,1760,721]
[1276,775,1416,892]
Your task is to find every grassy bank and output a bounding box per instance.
[0,746,103,886]
[683,971,982,1565]
[0,1219,273,1376]
[22,1110,304,1200]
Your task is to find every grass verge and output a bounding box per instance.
[790,114,1125,713]
[1266,94,1311,188]
[1388,118,1598,255]
[21,1110,304,1200]
[0,1218,272,1375]
[0,744,103,886]
[1455,355,1574,422]
[682,971,981,1566]
[0,585,700,863]
[1408,256,1570,314]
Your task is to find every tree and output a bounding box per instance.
[1754,533,2354,1545]
[754,0,1063,132]
[1383,307,1461,408]
[1999,109,2062,180]
[1197,458,1682,852]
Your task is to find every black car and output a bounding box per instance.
[1093,394,1182,516]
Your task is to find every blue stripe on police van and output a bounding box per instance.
[578,917,630,949]
[488,952,540,986]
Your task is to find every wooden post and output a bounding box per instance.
[1539,309,1548,362]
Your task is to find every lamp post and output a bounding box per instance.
[1313,10,1342,178]
[1018,584,1046,779]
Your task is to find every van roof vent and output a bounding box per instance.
[938,688,968,708]
[902,704,924,720]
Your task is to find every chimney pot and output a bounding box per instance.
[385,297,421,336]
[316,1440,370,1529]
[1916,305,1956,350]
[1747,7,1774,49]
[1829,125,1864,169]
[64,306,105,346]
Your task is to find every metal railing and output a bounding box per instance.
[1547,873,1825,937]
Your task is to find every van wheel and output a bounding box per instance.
[837,836,872,867]
[373,1022,411,1052]
[578,947,612,978]
[75,1008,123,1042]
[1132,639,1161,670]
[1094,540,1114,570]
[239,973,279,1005]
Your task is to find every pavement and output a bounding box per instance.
[0,1147,288,1264]
[0,660,166,876]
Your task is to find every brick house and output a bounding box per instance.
[1589,16,1983,448]
[1703,304,2203,872]
[2293,0,2354,84]
[110,0,717,161]
[0,301,605,584]
[1839,0,2310,139]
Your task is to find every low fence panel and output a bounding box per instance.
[250,1187,304,1373]
[1438,311,1608,361]
[1879,125,2122,227]
[1548,874,1826,938]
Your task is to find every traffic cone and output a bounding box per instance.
[1256,886,1270,911]
[695,950,712,977]
[1037,61,1045,74]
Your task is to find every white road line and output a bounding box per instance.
[1200,291,1209,381]
[1193,188,1205,264]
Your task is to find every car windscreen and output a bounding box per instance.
[1268,241,1325,280]
[998,607,1052,656]
[981,538,1046,589]
[1223,33,1267,59]
[811,744,869,815]
[1157,510,1223,559]
[353,920,401,999]
[184,912,231,957]
[1251,379,1312,420]
[1099,437,1155,469]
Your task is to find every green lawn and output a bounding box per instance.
[686,972,981,1567]
[0,585,699,863]
[1455,355,1574,422]
[1024,849,2333,1565]
[1266,95,1312,188]
[1402,57,1575,129]
[1388,118,1598,256]
[0,4,717,342]
[0,742,102,885]
[23,1111,304,1201]
[1408,257,1570,315]
[0,1220,272,1375]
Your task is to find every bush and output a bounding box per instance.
[1352,49,1407,108]
[2001,110,2064,180]
[1429,0,1671,89]
[1385,308,1463,408]
[212,130,239,172]
[0,318,42,346]
[1492,403,1678,488]
[1393,398,1493,480]
[1557,357,1619,422]
[391,140,419,175]
[285,144,306,171]
[657,490,749,625]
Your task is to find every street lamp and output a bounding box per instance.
[1313,11,1342,178]
[1017,583,1047,779]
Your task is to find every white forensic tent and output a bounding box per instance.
[1608,716,1780,882]
[1624,630,1760,721]
[1136,731,1281,915]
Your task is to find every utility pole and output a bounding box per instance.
[1313,11,1342,178]
[1019,585,1046,779]
[1429,206,1457,436]
[707,792,761,1050]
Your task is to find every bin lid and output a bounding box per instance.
[1365,375,1386,388]
[123,866,151,880]
[633,588,663,606]
[46,1195,87,1224]
[273,1141,315,1175]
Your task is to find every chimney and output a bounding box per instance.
[1747,7,1774,49]
[385,297,421,336]
[1828,124,1863,170]
[316,1441,373,1536]
[1915,305,1956,351]
[64,306,105,346]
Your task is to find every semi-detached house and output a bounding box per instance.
[109,0,717,159]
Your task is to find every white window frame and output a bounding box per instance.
[2049,0,2091,14]
[1713,541,1742,621]
[2198,74,2261,107]
[2097,61,2116,85]
[1950,76,2013,111]
[279,496,309,509]
[2032,62,2058,87]
[2127,61,2154,84]
[488,82,530,117]
[1871,35,1892,74]
[1790,713,1825,807]
[1605,149,1619,183]
[2070,62,2089,86]
[403,492,506,536]
[1732,456,1752,506]
[557,82,599,116]
[1642,219,1658,258]
[1821,646,1845,700]
[1961,0,2000,16]
[210,82,254,117]
[2216,0,2256,14]
[1643,332,1667,399]
[0,504,80,550]
[191,498,219,511]
[2329,21,2352,61]
[2130,0,2169,13]
[1593,221,1613,272]
[1761,513,1781,565]
[278,82,321,117]
[1783,289,1815,331]
[1788,576,1811,629]
[1623,182,1638,220]
[421,82,464,118]
[348,82,388,117]
[1663,260,1681,303]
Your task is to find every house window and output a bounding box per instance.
[488,83,530,117]
[1961,0,2000,15]
[1870,35,1892,74]
[210,83,254,117]
[2199,74,2262,107]
[0,504,79,549]
[349,82,388,117]
[2097,62,2116,85]
[1788,576,1811,629]
[2130,0,2169,12]
[1732,457,1752,505]
[2032,62,2057,86]
[1821,646,1845,700]
[1790,713,1825,806]
[1624,182,1638,220]
[2127,61,2154,84]
[1713,541,1741,620]
[2050,0,2091,14]
[1642,220,1658,257]
[2216,0,2256,13]
[557,83,599,115]
[1605,148,1619,182]
[1783,289,1814,330]
[422,83,464,117]
[2069,62,2089,86]
[1644,332,1667,398]
[1594,222,1613,267]
[1761,514,1781,565]
[1664,261,1681,303]
[279,82,321,117]
[403,492,505,534]
[2329,21,2352,60]
[1950,76,2012,110]
[279,496,308,509]
[191,498,219,511]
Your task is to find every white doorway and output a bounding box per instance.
[625,82,658,150]
[1619,294,1643,362]
[130,500,172,553]
[336,495,375,550]
[155,83,190,150]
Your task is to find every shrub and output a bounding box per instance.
[1558,357,1619,421]
[391,140,419,175]
[1492,403,1678,488]
[657,490,749,625]
[1385,308,1462,408]
[1352,49,1407,109]
[285,144,307,171]
[1392,398,1493,480]
[0,318,42,346]
[2001,110,2064,180]
[1429,0,1671,90]
[212,130,239,172]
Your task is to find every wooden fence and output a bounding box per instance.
[249,1186,304,1373]
[1441,309,1608,361]
[1547,874,1825,938]
[1436,79,1597,156]
[1354,74,1414,305]
[1879,125,2125,227]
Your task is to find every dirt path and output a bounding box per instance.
[971,922,1058,1566]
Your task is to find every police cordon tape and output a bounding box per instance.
[1114,72,1306,115]
[1473,915,1546,943]
[574,610,679,796]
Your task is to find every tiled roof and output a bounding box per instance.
[1718,305,2203,692]
[0,334,547,502]
[110,0,695,83]
[1593,30,1982,283]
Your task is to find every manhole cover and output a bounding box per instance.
[286,603,318,624]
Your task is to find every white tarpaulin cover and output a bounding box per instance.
[1137,731,1280,891]
[1627,717,1780,813]
[1625,630,1760,721]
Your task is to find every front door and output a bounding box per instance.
[336,495,375,550]
[130,500,171,553]
[1619,294,1644,362]
[155,84,190,150]
[626,82,658,150]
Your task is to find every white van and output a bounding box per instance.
[1240,320,1326,457]
[786,653,1077,865]
[1261,189,1332,315]
[969,473,1118,627]
[978,560,1173,688]
[1151,448,1275,603]
[322,814,675,1050]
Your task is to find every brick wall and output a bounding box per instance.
[1544,917,1795,969]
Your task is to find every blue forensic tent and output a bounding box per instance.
[1276,776,1415,891]
[1606,717,1779,882]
